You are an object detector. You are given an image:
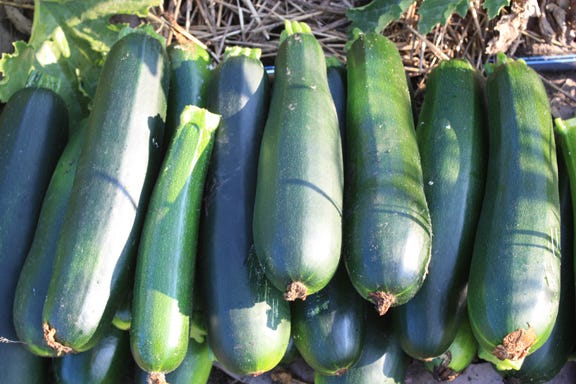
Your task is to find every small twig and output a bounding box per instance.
[540,74,576,104]
[403,23,451,61]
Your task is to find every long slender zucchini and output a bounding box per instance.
[499,143,575,383]
[12,123,86,357]
[130,105,220,382]
[0,85,68,381]
[344,32,432,315]
[199,46,291,376]
[393,58,487,359]
[52,327,131,384]
[467,54,561,370]
[314,311,408,384]
[292,264,366,376]
[42,30,170,354]
[252,20,344,300]
[164,41,211,145]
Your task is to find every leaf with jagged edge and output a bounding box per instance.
[0,0,161,129]
[484,0,511,19]
[417,0,470,33]
[346,0,416,36]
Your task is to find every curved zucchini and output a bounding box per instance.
[42,31,170,354]
[53,327,131,384]
[252,20,344,300]
[0,85,68,381]
[467,54,561,370]
[423,311,478,381]
[344,32,431,315]
[130,105,220,380]
[393,59,487,359]
[12,123,86,357]
[292,264,365,375]
[199,46,291,376]
[164,42,211,144]
[314,311,408,384]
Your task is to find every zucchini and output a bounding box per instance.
[130,105,220,381]
[252,20,344,300]
[314,311,408,384]
[199,46,291,376]
[423,311,478,381]
[467,54,561,370]
[344,32,431,315]
[393,59,487,359]
[53,327,131,384]
[292,264,366,376]
[12,123,85,357]
[326,57,346,137]
[164,42,211,144]
[0,85,68,381]
[42,31,170,354]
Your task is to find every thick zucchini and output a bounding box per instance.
[423,311,478,381]
[0,85,68,381]
[53,327,131,384]
[292,264,365,375]
[314,311,408,384]
[500,143,575,383]
[164,41,211,144]
[12,123,86,357]
[344,32,431,315]
[252,20,344,300]
[393,59,487,359]
[42,31,169,354]
[130,105,220,381]
[467,54,561,370]
[199,46,291,376]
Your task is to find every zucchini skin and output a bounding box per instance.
[0,86,68,382]
[393,59,487,359]
[130,106,219,376]
[292,265,366,375]
[53,327,131,384]
[164,42,211,144]
[314,311,408,384]
[13,124,85,357]
[42,31,169,353]
[199,47,291,376]
[344,32,431,315]
[253,22,344,299]
[467,57,561,366]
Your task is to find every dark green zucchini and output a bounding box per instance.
[314,310,408,384]
[292,264,366,375]
[467,54,561,371]
[131,105,220,380]
[53,327,131,384]
[164,41,211,145]
[111,290,132,331]
[423,311,478,381]
[344,32,431,315]
[252,20,344,300]
[0,85,68,382]
[326,57,346,137]
[199,46,291,376]
[12,122,86,357]
[42,30,169,354]
[393,58,487,359]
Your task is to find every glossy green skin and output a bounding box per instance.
[165,43,211,144]
[200,51,291,376]
[292,265,366,375]
[253,31,344,297]
[327,62,346,137]
[131,106,218,374]
[423,312,478,381]
[12,125,85,357]
[42,32,169,352]
[314,311,408,384]
[53,327,131,384]
[0,87,67,380]
[507,134,576,383]
[344,33,431,310]
[467,59,561,360]
[393,59,487,359]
